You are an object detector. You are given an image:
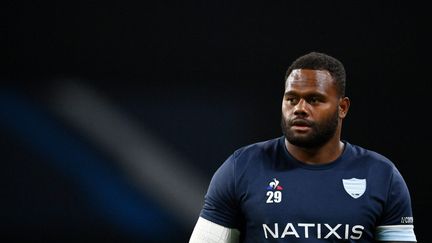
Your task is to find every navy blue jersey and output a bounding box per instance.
[200,136,416,242]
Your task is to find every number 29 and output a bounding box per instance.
[266,191,282,203]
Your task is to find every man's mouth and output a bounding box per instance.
[290,119,312,132]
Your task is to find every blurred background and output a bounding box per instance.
[3,1,429,242]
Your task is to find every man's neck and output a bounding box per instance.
[285,138,345,165]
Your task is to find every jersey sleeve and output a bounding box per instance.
[199,152,241,229]
[375,166,417,242]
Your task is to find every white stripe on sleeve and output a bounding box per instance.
[376,225,417,242]
[189,217,240,243]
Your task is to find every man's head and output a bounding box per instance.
[281,52,350,148]
[285,52,346,97]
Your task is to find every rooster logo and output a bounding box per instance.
[266,178,283,190]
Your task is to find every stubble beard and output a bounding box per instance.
[281,109,339,149]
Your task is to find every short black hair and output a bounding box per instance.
[285,52,346,97]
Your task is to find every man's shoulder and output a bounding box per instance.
[233,136,282,157]
[242,136,282,149]
[345,141,396,169]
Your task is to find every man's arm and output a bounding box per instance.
[189,217,240,243]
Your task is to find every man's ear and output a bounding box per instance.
[339,97,350,119]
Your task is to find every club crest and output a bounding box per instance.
[342,178,366,199]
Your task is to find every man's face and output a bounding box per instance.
[281,69,342,148]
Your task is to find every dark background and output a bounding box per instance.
[3,1,429,242]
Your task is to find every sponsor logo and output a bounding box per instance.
[401,217,414,224]
[342,178,366,199]
[262,222,364,240]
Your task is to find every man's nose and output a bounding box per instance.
[293,99,308,116]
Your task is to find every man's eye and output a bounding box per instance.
[308,97,320,104]
[286,98,298,104]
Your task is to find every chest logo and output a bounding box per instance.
[342,178,366,199]
[266,178,283,203]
